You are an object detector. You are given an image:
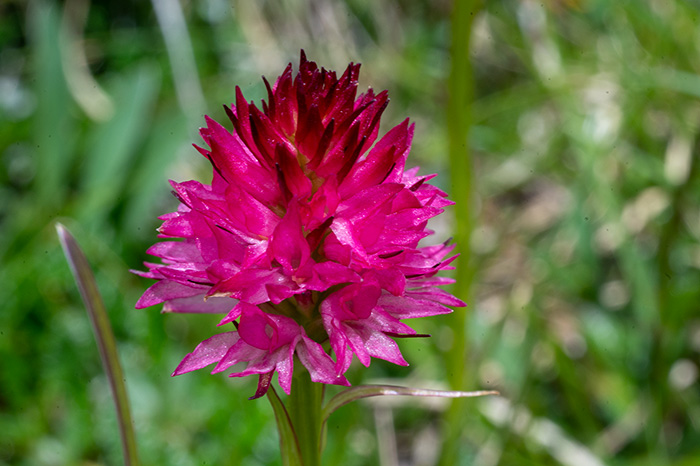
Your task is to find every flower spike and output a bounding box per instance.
[135,52,465,398]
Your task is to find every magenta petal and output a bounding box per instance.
[237,303,276,350]
[379,294,455,319]
[339,282,381,320]
[374,268,405,296]
[307,261,361,290]
[223,183,278,237]
[277,144,313,198]
[229,346,291,390]
[322,312,353,374]
[336,183,403,222]
[269,200,310,274]
[147,241,202,262]
[202,116,282,206]
[406,288,466,308]
[409,276,456,287]
[237,303,301,351]
[275,341,297,394]
[135,280,207,309]
[163,295,236,314]
[353,324,409,367]
[217,301,245,326]
[265,283,299,304]
[212,338,266,374]
[338,119,411,197]
[329,218,369,263]
[158,214,194,238]
[390,188,423,211]
[207,269,277,304]
[365,307,415,335]
[172,332,240,375]
[343,323,372,367]
[297,336,350,386]
[250,371,275,399]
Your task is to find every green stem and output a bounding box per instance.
[445,0,481,373]
[286,370,324,466]
[439,0,481,464]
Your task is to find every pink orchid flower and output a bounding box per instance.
[134,51,465,398]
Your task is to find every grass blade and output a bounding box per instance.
[56,223,139,466]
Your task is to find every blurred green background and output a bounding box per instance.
[2,0,700,464]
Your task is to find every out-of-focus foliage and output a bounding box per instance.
[1,0,699,465]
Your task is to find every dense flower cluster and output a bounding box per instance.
[135,52,464,399]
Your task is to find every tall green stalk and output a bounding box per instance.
[286,371,324,466]
[439,0,481,464]
[267,387,303,466]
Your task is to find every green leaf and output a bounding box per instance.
[122,111,188,239]
[267,386,302,466]
[30,2,75,210]
[77,64,161,225]
[56,223,139,466]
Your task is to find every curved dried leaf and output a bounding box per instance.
[322,384,498,428]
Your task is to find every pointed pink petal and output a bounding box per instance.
[277,144,313,198]
[336,183,403,222]
[329,218,369,263]
[373,268,405,296]
[229,346,291,394]
[365,307,415,335]
[354,324,408,367]
[342,323,372,367]
[275,338,298,395]
[212,338,267,373]
[250,371,275,399]
[216,301,245,326]
[338,282,381,320]
[406,288,466,307]
[297,336,350,386]
[269,201,310,274]
[135,280,207,309]
[379,294,455,318]
[172,332,240,375]
[237,302,276,350]
[338,119,411,196]
[147,241,202,262]
[306,261,361,290]
[321,304,354,373]
[163,295,236,314]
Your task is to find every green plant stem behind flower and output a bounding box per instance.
[286,370,324,466]
[267,386,303,466]
[440,0,482,464]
